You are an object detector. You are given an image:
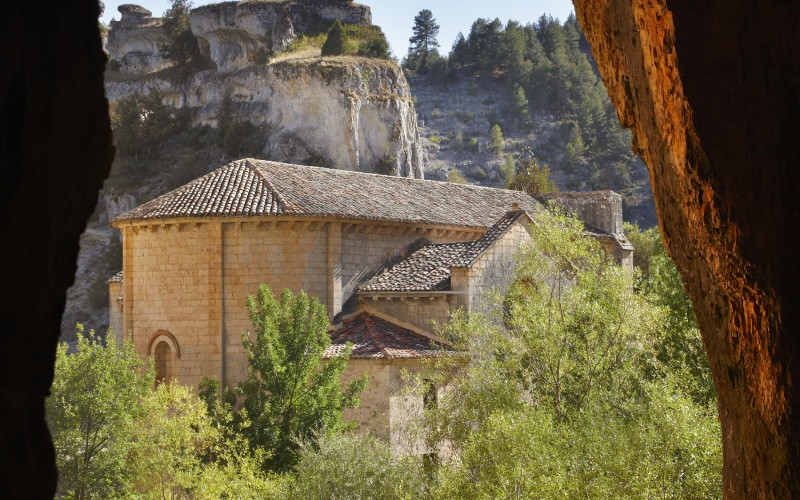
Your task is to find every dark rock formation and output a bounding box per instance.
[573,0,800,496]
[0,0,113,497]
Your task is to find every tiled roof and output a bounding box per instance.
[114,159,540,227]
[324,312,454,359]
[359,210,527,293]
[107,271,123,283]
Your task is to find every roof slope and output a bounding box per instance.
[114,159,540,227]
[325,312,453,359]
[360,210,527,293]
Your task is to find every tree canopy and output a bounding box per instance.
[235,285,367,472]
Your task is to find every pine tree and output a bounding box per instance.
[321,19,347,56]
[408,9,440,70]
[489,124,504,154]
[450,32,469,67]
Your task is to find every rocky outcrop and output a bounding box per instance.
[189,0,370,72]
[573,0,800,496]
[1,0,114,496]
[105,56,424,177]
[107,4,170,74]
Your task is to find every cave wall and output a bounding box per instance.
[0,0,113,497]
[572,0,800,496]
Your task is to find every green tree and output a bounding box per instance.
[321,19,347,56]
[507,150,557,195]
[46,326,153,498]
[236,285,367,472]
[419,208,721,497]
[489,124,504,154]
[408,9,440,70]
[159,0,203,79]
[112,91,181,158]
[449,32,469,67]
[511,82,530,126]
[501,153,516,188]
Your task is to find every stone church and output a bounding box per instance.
[108,158,632,445]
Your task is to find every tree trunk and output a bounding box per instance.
[571,0,800,496]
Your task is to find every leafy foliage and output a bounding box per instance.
[47,326,279,498]
[625,222,715,403]
[287,433,427,499]
[235,285,367,471]
[414,207,722,497]
[47,326,152,498]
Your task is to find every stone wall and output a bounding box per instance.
[539,190,624,235]
[221,221,329,386]
[118,218,483,388]
[461,218,533,314]
[357,295,454,333]
[108,280,123,346]
[123,222,222,388]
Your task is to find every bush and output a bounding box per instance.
[321,19,347,56]
[288,434,427,499]
[455,111,474,124]
[447,168,467,184]
[357,35,390,59]
[374,154,396,175]
[431,108,442,119]
[429,135,440,144]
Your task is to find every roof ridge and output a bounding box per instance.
[245,159,285,213]
[456,210,528,267]
[245,158,536,195]
[362,313,394,360]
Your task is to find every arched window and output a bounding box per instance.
[148,330,180,385]
[154,341,172,383]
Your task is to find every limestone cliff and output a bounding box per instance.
[104,1,422,177]
[105,56,423,177]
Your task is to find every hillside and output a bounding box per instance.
[405,14,657,228]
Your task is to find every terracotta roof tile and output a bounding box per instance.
[114,159,540,227]
[324,312,455,359]
[359,210,528,293]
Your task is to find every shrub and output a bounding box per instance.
[357,35,390,59]
[288,434,427,499]
[431,108,442,119]
[429,135,441,144]
[374,154,396,175]
[321,19,347,56]
[447,168,467,184]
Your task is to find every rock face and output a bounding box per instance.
[105,56,423,177]
[106,4,170,74]
[0,0,114,496]
[189,0,371,72]
[573,0,800,496]
[104,2,421,177]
